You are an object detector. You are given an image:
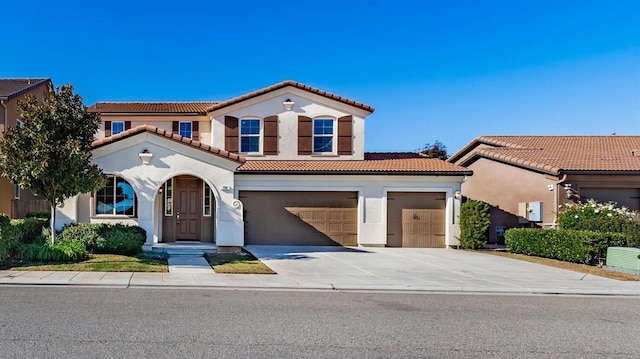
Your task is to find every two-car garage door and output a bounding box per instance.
[241,191,358,246]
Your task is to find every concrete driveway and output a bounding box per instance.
[244,245,640,294]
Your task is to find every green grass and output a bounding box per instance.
[7,253,168,272]
[205,251,276,274]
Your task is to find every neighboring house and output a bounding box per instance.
[0,78,52,218]
[58,80,471,249]
[448,135,640,243]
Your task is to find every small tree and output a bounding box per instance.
[419,140,448,160]
[0,84,105,244]
[458,199,491,249]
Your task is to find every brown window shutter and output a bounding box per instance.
[263,116,278,155]
[225,116,239,153]
[124,121,131,130]
[337,115,353,155]
[104,121,111,137]
[192,121,199,141]
[298,116,312,155]
[172,121,179,133]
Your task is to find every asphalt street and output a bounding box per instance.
[0,287,639,358]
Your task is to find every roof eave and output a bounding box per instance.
[236,170,473,176]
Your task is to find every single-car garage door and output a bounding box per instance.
[240,191,358,246]
[387,192,446,248]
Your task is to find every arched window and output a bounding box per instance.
[95,176,137,216]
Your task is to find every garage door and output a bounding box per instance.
[387,192,446,248]
[240,191,358,246]
[580,188,640,211]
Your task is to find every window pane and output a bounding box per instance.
[241,119,260,135]
[179,122,192,139]
[241,136,260,153]
[203,183,211,216]
[314,137,333,153]
[115,178,135,216]
[112,122,125,135]
[164,179,173,216]
[96,178,115,214]
[314,119,333,135]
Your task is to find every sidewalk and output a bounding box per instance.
[0,247,638,295]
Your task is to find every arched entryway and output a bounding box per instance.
[160,175,216,243]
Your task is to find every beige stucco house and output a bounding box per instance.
[449,135,640,243]
[0,78,51,218]
[57,81,471,250]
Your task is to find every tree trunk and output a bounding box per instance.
[50,204,56,245]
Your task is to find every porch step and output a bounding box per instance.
[151,242,218,257]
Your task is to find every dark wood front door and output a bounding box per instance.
[176,177,201,241]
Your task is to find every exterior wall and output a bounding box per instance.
[461,158,560,242]
[96,115,211,145]
[235,174,464,247]
[210,88,369,160]
[57,132,243,247]
[0,177,13,216]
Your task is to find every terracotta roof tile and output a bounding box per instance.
[206,80,375,113]
[91,125,245,163]
[455,135,640,174]
[0,78,50,99]
[238,155,471,175]
[88,102,218,114]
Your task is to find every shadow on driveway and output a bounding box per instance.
[244,245,371,260]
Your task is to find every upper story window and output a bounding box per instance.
[95,176,136,216]
[14,185,20,199]
[111,121,125,135]
[16,120,24,128]
[179,121,192,139]
[240,118,261,153]
[313,118,335,154]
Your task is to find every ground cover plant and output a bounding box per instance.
[205,251,276,274]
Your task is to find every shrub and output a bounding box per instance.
[18,241,87,262]
[558,199,640,247]
[458,199,491,249]
[0,227,20,265]
[505,228,627,265]
[0,213,9,228]
[9,218,48,244]
[25,210,51,219]
[60,223,145,255]
[59,223,108,253]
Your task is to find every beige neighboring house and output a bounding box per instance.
[448,135,640,243]
[57,80,471,250]
[0,78,52,218]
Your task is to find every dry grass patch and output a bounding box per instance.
[206,251,276,274]
[7,253,168,272]
[481,250,640,281]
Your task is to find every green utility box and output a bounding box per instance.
[605,247,640,274]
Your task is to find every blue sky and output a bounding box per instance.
[2,0,638,154]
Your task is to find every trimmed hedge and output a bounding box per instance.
[505,228,627,265]
[18,240,88,262]
[60,223,146,255]
[458,199,491,249]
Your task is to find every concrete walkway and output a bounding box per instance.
[0,246,638,295]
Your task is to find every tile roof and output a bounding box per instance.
[238,155,471,175]
[91,125,245,163]
[0,78,50,99]
[206,80,375,113]
[452,135,640,174]
[88,102,218,114]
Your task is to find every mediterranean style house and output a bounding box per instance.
[448,135,640,243]
[0,78,51,218]
[57,80,471,250]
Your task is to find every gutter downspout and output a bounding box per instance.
[554,174,568,227]
[0,99,6,133]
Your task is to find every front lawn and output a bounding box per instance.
[205,251,276,274]
[5,253,168,272]
[482,250,640,281]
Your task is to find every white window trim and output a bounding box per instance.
[111,121,125,135]
[179,121,193,139]
[203,182,212,217]
[239,117,263,155]
[164,178,173,216]
[312,117,336,155]
[94,176,137,217]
